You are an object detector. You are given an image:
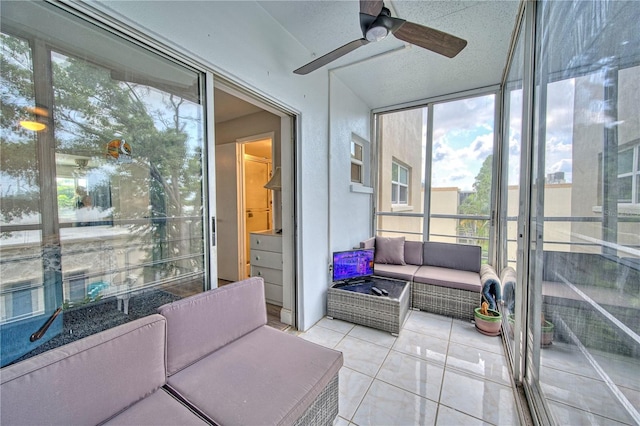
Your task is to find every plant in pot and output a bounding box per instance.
[474,302,502,336]
[541,313,554,347]
[505,313,554,346]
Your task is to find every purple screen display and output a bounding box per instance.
[332,249,374,281]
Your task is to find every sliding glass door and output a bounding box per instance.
[502,1,640,423]
[1,1,209,366]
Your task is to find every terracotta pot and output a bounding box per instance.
[474,308,502,336]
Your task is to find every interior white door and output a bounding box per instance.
[215,143,241,281]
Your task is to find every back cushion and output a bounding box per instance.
[404,241,424,265]
[374,236,406,265]
[423,241,481,272]
[158,277,267,375]
[0,314,167,426]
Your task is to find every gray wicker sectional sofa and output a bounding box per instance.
[0,277,343,426]
[361,237,498,321]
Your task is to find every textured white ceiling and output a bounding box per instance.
[260,0,521,108]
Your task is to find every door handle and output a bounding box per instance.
[211,217,216,247]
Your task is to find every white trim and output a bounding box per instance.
[391,204,414,212]
[350,184,374,194]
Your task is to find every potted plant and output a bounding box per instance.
[474,302,502,336]
[541,314,554,347]
[505,313,554,347]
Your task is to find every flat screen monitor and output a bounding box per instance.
[332,249,374,281]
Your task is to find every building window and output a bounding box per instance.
[597,142,640,206]
[351,140,363,183]
[391,161,409,205]
[618,145,639,204]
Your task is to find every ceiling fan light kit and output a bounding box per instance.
[294,0,467,75]
[366,26,389,42]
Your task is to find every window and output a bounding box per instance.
[618,144,639,204]
[375,94,496,247]
[391,161,409,205]
[351,140,363,183]
[596,142,640,206]
[1,1,207,367]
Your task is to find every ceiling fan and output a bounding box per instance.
[294,0,467,75]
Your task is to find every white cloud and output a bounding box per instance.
[549,158,573,174]
[432,94,495,141]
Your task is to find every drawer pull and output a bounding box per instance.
[255,256,260,260]
[256,240,260,245]
[257,271,262,276]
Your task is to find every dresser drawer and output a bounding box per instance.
[264,282,283,306]
[250,233,282,252]
[251,266,282,284]
[250,250,282,269]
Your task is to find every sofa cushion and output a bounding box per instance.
[0,314,167,426]
[374,236,406,265]
[423,241,481,272]
[413,265,482,292]
[374,263,421,282]
[159,277,267,375]
[167,325,343,426]
[404,240,423,265]
[103,389,207,425]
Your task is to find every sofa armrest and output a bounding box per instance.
[360,237,375,249]
[0,315,167,426]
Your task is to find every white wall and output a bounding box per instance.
[329,75,373,255]
[89,0,336,330]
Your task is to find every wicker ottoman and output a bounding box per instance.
[327,277,410,335]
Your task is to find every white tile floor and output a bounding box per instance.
[298,310,520,426]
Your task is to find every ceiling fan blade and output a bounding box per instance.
[293,38,369,75]
[360,0,383,17]
[393,21,467,58]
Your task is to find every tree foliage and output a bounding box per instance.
[1,32,204,274]
[458,155,493,256]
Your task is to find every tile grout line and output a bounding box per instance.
[318,313,519,425]
[433,317,454,425]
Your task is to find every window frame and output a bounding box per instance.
[391,160,409,206]
[351,139,364,184]
[617,144,639,204]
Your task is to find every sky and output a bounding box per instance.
[428,94,496,192]
[424,83,576,192]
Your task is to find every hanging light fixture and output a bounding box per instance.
[19,106,48,132]
[264,167,281,191]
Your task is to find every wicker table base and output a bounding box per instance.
[327,277,410,335]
